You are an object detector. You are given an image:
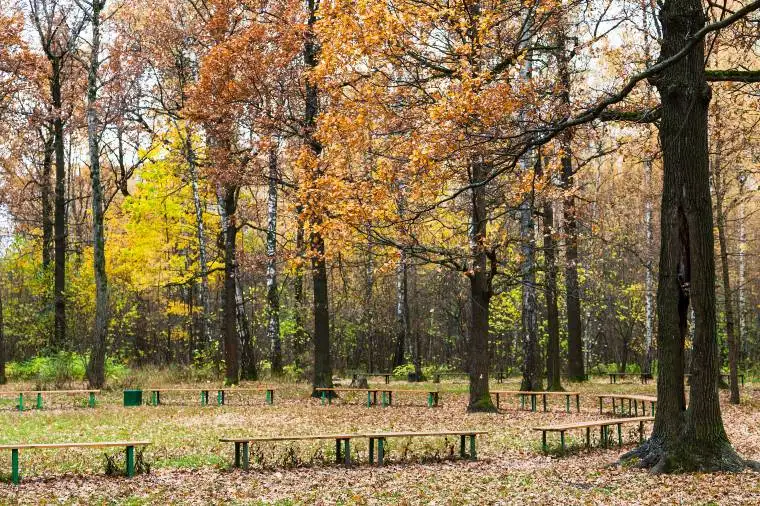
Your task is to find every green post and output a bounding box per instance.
[88,392,96,408]
[152,391,157,406]
[617,423,622,446]
[36,392,43,410]
[235,442,241,467]
[335,439,341,463]
[218,390,224,406]
[566,395,570,413]
[427,392,432,408]
[126,445,135,478]
[586,427,591,447]
[541,431,547,453]
[266,389,273,405]
[611,398,616,415]
[542,394,547,412]
[378,438,385,466]
[11,448,19,485]
[321,391,326,405]
[367,391,372,408]
[469,435,476,460]
[576,394,580,413]
[531,394,536,412]
[344,439,351,466]
[242,442,249,470]
[18,393,23,412]
[520,394,525,410]
[460,435,466,457]
[369,438,375,464]
[382,391,387,407]
[200,391,206,406]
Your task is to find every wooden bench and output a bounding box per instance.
[608,372,651,384]
[364,430,488,466]
[598,394,657,416]
[147,387,274,406]
[534,417,654,453]
[0,441,150,484]
[315,388,440,408]
[490,390,580,413]
[0,390,99,411]
[220,434,356,469]
[432,372,467,383]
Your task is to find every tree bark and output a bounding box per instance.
[543,201,562,391]
[305,0,333,396]
[393,248,409,370]
[218,184,240,385]
[52,58,67,351]
[519,194,541,392]
[621,0,748,472]
[0,279,5,385]
[713,158,740,404]
[85,0,108,389]
[266,140,282,375]
[468,158,495,411]
[185,129,212,354]
[644,159,656,375]
[40,128,54,269]
[236,266,257,380]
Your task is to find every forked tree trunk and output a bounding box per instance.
[543,201,562,391]
[621,0,749,472]
[468,158,495,411]
[85,0,108,389]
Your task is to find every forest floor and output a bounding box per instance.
[0,377,758,505]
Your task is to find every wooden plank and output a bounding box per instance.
[0,441,151,450]
[598,394,656,402]
[220,434,356,443]
[533,416,654,432]
[491,390,580,396]
[363,431,488,438]
[0,390,100,395]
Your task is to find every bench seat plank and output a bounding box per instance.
[0,441,151,450]
[533,416,654,431]
[363,431,487,437]
[220,434,355,443]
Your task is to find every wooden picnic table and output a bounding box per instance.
[0,390,99,410]
[490,390,581,413]
[534,416,653,453]
[0,440,150,484]
[146,387,274,406]
[314,387,440,407]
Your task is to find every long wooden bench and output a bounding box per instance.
[364,430,487,466]
[0,441,150,484]
[432,372,468,383]
[598,394,657,416]
[534,417,653,453]
[220,430,487,469]
[346,371,393,384]
[220,434,356,469]
[608,372,652,384]
[315,388,440,408]
[147,387,274,406]
[490,390,580,413]
[0,390,99,411]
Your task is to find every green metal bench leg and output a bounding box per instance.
[18,393,23,412]
[651,401,655,415]
[601,426,607,448]
[460,435,466,458]
[541,431,547,453]
[428,392,432,408]
[368,391,372,407]
[344,439,351,466]
[126,445,135,477]
[36,393,43,410]
[576,394,580,413]
[369,438,375,464]
[201,391,207,406]
[599,397,603,414]
[218,390,224,406]
[242,442,250,470]
[469,435,476,460]
[542,394,547,412]
[335,439,341,463]
[378,438,385,466]
[321,391,326,405]
[88,392,96,408]
[520,394,525,410]
[566,395,570,413]
[266,389,273,405]
[152,391,157,406]
[531,394,536,412]
[11,448,19,485]
[628,399,632,415]
[617,423,622,446]
[235,442,241,467]
[586,427,590,447]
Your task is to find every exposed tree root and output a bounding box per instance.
[620,437,754,473]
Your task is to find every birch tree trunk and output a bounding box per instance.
[644,159,655,375]
[185,129,212,353]
[266,140,282,375]
[85,0,108,388]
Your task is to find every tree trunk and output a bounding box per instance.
[293,208,307,368]
[468,158,495,411]
[236,267,257,380]
[305,0,333,396]
[41,129,54,269]
[393,249,408,369]
[621,0,748,472]
[644,159,656,375]
[0,280,6,385]
[52,59,67,351]
[266,140,282,375]
[713,163,740,404]
[218,184,240,385]
[737,191,746,363]
[186,129,212,354]
[85,0,108,389]
[520,194,541,392]
[543,201,562,391]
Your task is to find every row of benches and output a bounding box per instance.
[608,372,745,386]
[145,387,274,406]
[0,390,99,411]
